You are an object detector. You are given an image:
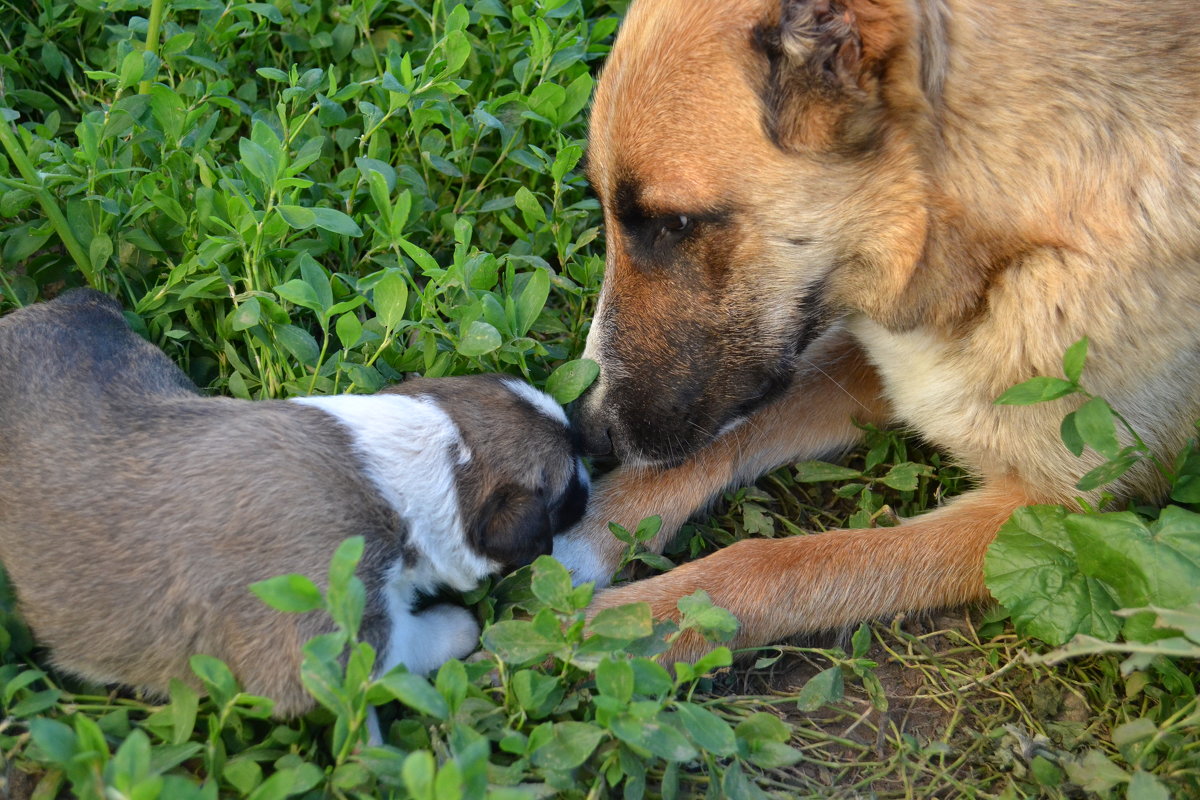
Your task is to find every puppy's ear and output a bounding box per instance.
[758,0,905,150]
[468,484,553,571]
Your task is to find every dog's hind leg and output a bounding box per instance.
[553,330,890,586]
[588,479,1032,663]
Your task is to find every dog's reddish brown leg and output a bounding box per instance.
[553,329,890,585]
[591,479,1032,662]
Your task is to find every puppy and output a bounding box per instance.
[0,289,587,716]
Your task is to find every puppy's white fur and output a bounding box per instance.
[290,394,491,677]
[501,377,570,426]
[291,394,495,589]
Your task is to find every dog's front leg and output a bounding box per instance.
[553,332,889,586]
[590,479,1033,663]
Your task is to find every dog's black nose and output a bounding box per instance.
[580,423,613,458]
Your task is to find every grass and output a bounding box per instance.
[1,0,1198,798]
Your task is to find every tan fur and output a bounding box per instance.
[567,0,1200,659]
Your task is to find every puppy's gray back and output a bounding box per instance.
[0,289,198,417]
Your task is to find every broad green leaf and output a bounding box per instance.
[167,679,199,745]
[1062,336,1089,383]
[9,689,61,717]
[994,376,1076,405]
[1066,507,1200,637]
[673,702,737,755]
[224,759,263,795]
[89,233,113,269]
[692,646,733,677]
[1060,411,1085,456]
[107,729,151,789]
[298,254,333,311]
[239,138,278,185]
[402,751,435,800]
[248,574,323,613]
[310,207,363,236]
[274,279,322,312]
[793,461,863,483]
[328,536,364,589]
[274,324,320,367]
[230,297,262,331]
[530,554,573,611]
[245,763,322,800]
[481,619,561,663]
[397,237,442,275]
[515,268,550,335]
[744,740,804,769]
[1075,396,1121,459]
[456,320,502,357]
[545,358,599,404]
[29,718,76,765]
[983,505,1121,645]
[1076,456,1139,491]
[795,666,844,712]
[443,30,471,72]
[587,603,653,639]
[190,654,239,705]
[631,657,674,697]
[514,186,546,226]
[530,722,605,770]
[526,84,566,122]
[595,658,634,703]
[1137,603,1200,643]
[677,590,739,642]
[118,50,144,90]
[239,2,285,23]
[336,312,363,350]
[879,462,932,491]
[721,763,771,800]
[512,669,563,718]
[1127,770,1170,800]
[559,73,594,125]
[735,711,790,744]
[610,714,698,762]
[1062,750,1129,794]
[373,269,409,329]
[374,672,449,719]
[277,205,317,230]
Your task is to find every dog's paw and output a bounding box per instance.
[551,523,620,588]
[552,465,686,588]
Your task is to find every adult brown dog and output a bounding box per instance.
[551,0,1200,660]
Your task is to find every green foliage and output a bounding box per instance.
[987,338,1200,646]
[983,337,1200,793]
[0,0,616,398]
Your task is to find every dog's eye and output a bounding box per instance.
[661,214,691,235]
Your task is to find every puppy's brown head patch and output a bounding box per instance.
[386,376,587,572]
[576,0,934,464]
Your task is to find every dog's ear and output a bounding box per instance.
[779,0,865,88]
[758,0,906,151]
[467,484,553,571]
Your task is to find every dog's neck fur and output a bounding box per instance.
[860,0,1200,336]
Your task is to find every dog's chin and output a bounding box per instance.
[608,407,762,471]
